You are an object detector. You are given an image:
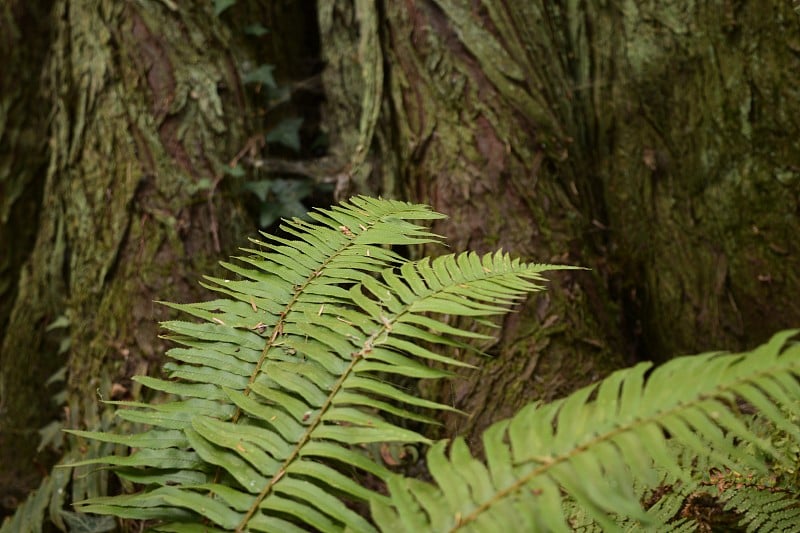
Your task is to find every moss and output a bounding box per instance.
[606,0,800,358]
[0,0,253,506]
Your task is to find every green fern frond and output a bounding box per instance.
[722,486,800,532]
[66,196,566,531]
[565,469,698,532]
[371,330,800,532]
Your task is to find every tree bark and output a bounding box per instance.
[0,0,52,342]
[0,0,60,512]
[317,0,800,446]
[0,0,252,516]
[602,1,800,359]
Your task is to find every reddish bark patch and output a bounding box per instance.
[127,9,195,174]
[475,115,506,182]
[129,10,175,119]
[158,115,195,175]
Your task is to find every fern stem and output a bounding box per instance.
[233,216,388,530]
[235,319,390,531]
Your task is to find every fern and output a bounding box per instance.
[371,330,800,532]
[689,409,800,533]
[565,467,698,532]
[50,197,800,532]
[722,487,800,532]
[66,196,566,531]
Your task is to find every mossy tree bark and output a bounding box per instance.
[0,0,253,516]
[0,0,60,511]
[0,0,52,344]
[318,0,800,446]
[603,1,800,359]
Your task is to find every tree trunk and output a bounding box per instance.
[602,1,800,359]
[317,0,800,446]
[0,0,61,511]
[0,0,252,516]
[318,0,630,446]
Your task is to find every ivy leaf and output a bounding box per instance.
[266,117,303,152]
[59,511,116,533]
[267,85,291,105]
[243,180,271,203]
[270,178,312,203]
[244,24,269,36]
[242,64,277,89]
[213,0,236,16]
[259,203,287,229]
[241,177,312,228]
[224,164,245,178]
[187,177,213,195]
[251,179,313,228]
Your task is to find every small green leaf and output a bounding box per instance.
[46,315,70,331]
[242,64,277,88]
[224,163,245,177]
[266,117,303,152]
[37,420,64,452]
[213,0,236,16]
[244,180,271,202]
[57,336,71,355]
[45,365,67,385]
[244,24,269,36]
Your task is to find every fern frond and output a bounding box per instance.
[722,487,800,532]
[372,330,800,532]
[565,467,698,532]
[67,196,566,531]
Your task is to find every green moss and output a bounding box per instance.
[0,0,255,507]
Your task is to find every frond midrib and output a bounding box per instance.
[233,215,383,422]
[237,254,550,529]
[235,310,393,529]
